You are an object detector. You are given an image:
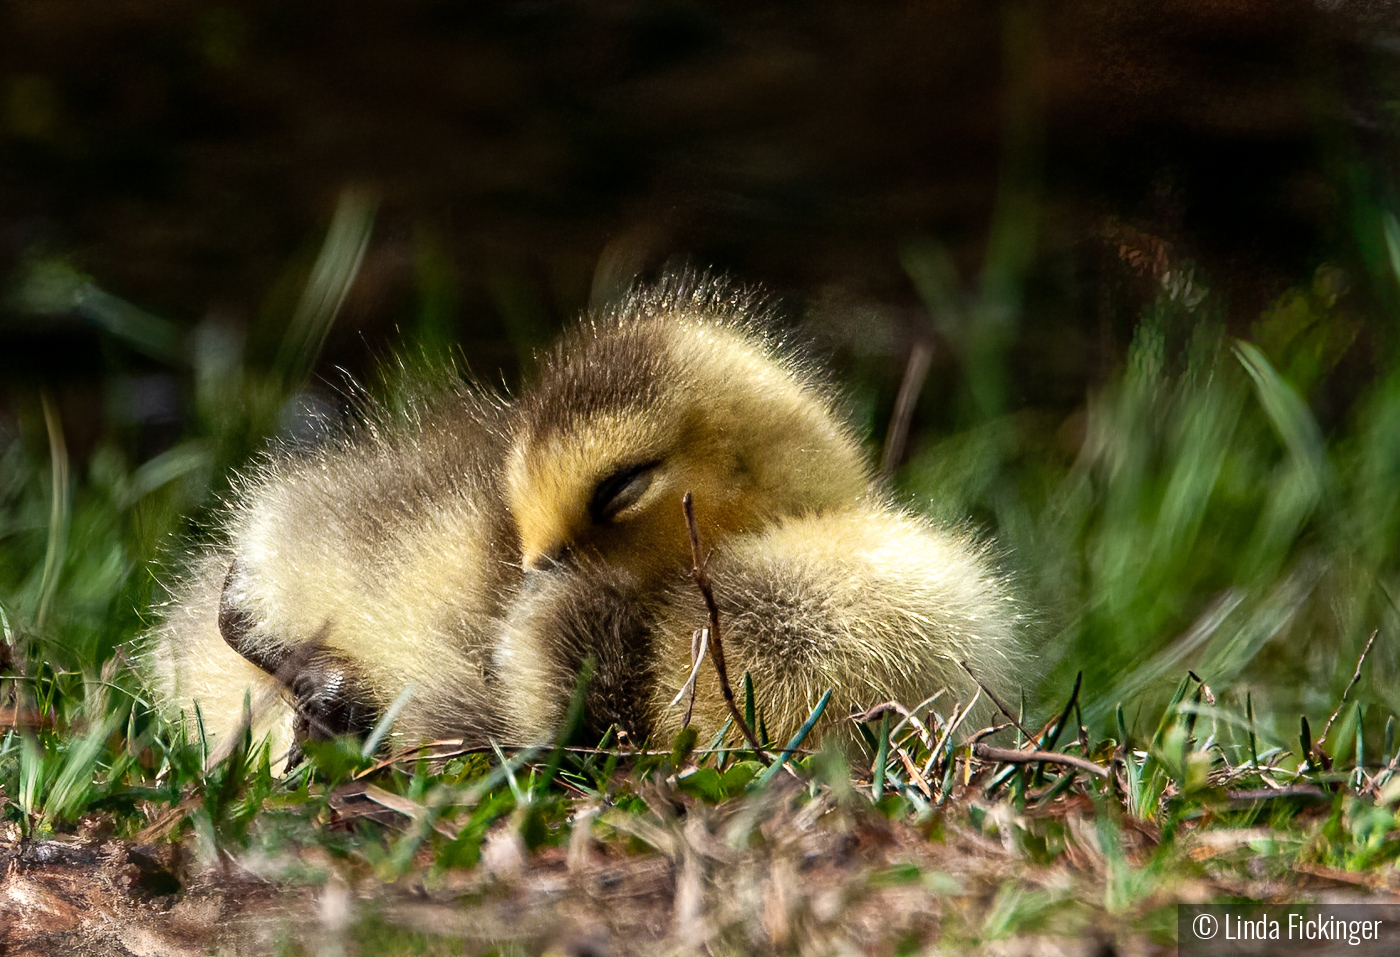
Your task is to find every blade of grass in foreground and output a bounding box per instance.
[753,688,832,790]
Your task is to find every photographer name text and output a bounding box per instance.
[1223,912,1382,945]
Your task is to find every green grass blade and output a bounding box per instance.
[275,188,377,381]
[871,709,891,798]
[35,394,70,633]
[362,683,417,759]
[753,688,833,790]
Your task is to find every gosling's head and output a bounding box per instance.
[505,276,871,583]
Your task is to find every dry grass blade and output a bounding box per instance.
[1224,786,1328,807]
[895,744,933,798]
[668,626,709,727]
[1317,629,1378,750]
[924,691,980,780]
[880,339,934,477]
[958,660,1033,740]
[854,697,939,754]
[361,783,461,840]
[132,794,203,844]
[1366,749,1400,797]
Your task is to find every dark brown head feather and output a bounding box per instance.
[518,271,781,444]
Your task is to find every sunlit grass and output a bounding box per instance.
[6,185,1400,950]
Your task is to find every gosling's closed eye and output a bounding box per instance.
[589,461,659,524]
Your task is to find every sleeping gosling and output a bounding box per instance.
[147,273,1021,759]
[493,275,1020,749]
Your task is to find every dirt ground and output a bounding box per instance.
[4,783,1394,957]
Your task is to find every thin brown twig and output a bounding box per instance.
[851,701,904,723]
[958,660,1035,741]
[1224,786,1328,806]
[972,743,1109,779]
[965,723,1011,746]
[1318,629,1378,750]
[852,698,937,755]
[359,741,811,776]
[682,492,770,764]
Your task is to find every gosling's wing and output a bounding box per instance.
[646,506,1025,748]
[492,560,661,747]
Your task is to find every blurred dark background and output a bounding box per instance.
[4,0,1397,457]
[6,0,1400,723]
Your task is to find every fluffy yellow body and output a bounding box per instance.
[495,507,1017,749]
[145,275,1021,758]
[146,388,518,756]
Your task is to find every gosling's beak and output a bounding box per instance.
[524,543,573,574]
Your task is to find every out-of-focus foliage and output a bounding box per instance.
[903,248,1400,740]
